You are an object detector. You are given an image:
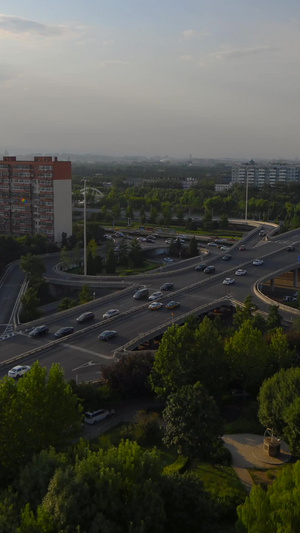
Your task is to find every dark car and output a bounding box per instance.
[195,264,206,271]
[222,254,231,261]
[98,330,118,341]
[29,324,49,338]
[54,326,74,338]
[287,245,295,252]
[203,265,216,274]
[160,282,174,291]
[76,312,95,323]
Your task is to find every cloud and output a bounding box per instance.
[98,59,129,68]
[0,14,67,39]
[180,29,210,41]
[181,29,196,40]
[212,45,276,61]
[179,55,194,62]
[103,39,115,46]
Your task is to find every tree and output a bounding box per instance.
[58,297,77,311]
[225,320,268,390]
[266,305,282,330]
[20,287,42,323]
[20,254,45,284]
[267,328,296,373]
[150,318,226,400]
[128,238,144,268]
[79,283,92,304]
[258,367,300,453]
[163,383,224,461]
[105,247,117,274]
[186,236,198,258]
[237,461,300,532]
[101,351,155,399]
[233,295,258,330]
[0,362,81,477]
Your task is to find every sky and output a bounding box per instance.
[1,0,300,159]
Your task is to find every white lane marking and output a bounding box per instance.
[61,343,115,359]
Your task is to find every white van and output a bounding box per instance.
[84,409,112,425]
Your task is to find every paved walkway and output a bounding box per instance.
[222,434,292,492]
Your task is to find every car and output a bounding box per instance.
[195,264,206,271]
[259,230,265,236]
[160,282,174,291]
[207,242,218,247]
[165,239,173,244]
[253,259,264,266]
[149,291,163,301]
[98,330,118,341]
[283,295,298,302]
[29,324,49,338]
[76,312,95,323]
[103,309,119,319]
[146,238,155,243]
[220,246,230,251]
[84,409,112,425]
[235,269,247,276]
[8,365,31,378]
[54,326,75,338]
[148,301,163,310]
[222,254,231,261]
[165,301,180,309]
[197,242,206,248]
[223,278,235,285]
[133,288,149,299]
[203,265,216,274]
[287,245,295,252]
[163,257,174,263]
[239,245,246,251]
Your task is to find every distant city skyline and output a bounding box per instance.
[2,1,300,159]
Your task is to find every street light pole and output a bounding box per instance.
[245,174,249,221]
[81,178,88,276]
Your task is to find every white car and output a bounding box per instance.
[235,269,247,276]
[149,291,163,301]
[148,301,164,310]
[163,257,174,263]
[8,365,31,378]
[207,242,218,247]
[103,309,119,319]
[223,278,235,285]
[253,259,264,266]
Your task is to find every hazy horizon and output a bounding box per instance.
[2,1,300,159]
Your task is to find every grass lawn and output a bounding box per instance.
[248,464,287,489]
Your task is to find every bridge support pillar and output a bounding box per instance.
[293,268,298,288]
[270,278,274,291]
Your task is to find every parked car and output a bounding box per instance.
[165,301,180,309]
[76,312,95,323]
[133,288,149,299]
[103,309,119,319]
[203,265,216,274]
[84,409,113,424]
[54,326,74,338]
[8,365,31,378]
[207,242,218,247]
[235,269,247,276]
[253,259,264,266]
[160,282,174,291]
[29,324,49,338]
[149,291,163,301]
[223,278,235,285]
[195,264,206,271]
[98,330,118,341]
[148,301,163,310]
[163,257,174,263]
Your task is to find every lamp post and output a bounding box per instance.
[245,174,249,221]
[81,178,88,276]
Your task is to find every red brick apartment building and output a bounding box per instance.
[0,156,72,242]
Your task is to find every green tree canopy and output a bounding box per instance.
[258,367,300,454]
[20,253,45,284]
[163,382,224,460]
[237,460,300,532]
